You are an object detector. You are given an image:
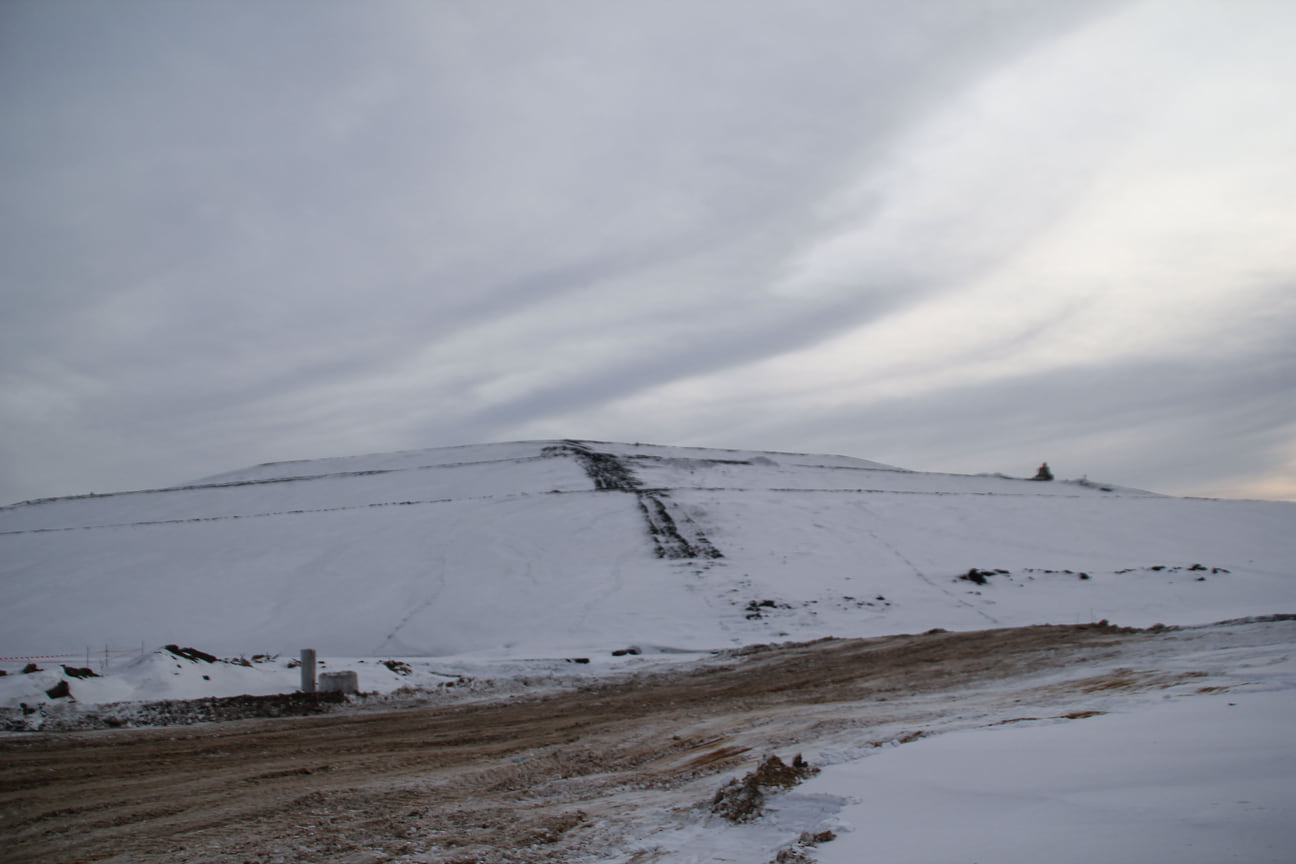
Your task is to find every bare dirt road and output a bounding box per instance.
[0,621,1257,863]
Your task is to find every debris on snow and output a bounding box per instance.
[711,754,819,823]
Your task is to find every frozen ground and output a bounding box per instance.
[627,617,1296,864]
[2,618,1293,863]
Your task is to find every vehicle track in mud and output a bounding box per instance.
[0,621,1247,863]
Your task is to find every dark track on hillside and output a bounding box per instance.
[551,441,723,560]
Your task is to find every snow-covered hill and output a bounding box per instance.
[2,439,1293,665]
[3,442,1295,862]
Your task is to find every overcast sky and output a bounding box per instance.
[2,0,1294,505]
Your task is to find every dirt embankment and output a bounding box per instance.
[0,622,1190,864]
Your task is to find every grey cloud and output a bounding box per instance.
[2,0,1194,505]
[460,280,926,435]
[742,330,1296,497]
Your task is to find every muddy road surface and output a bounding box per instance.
[0,621,1264,863]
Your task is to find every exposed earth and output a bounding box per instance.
[1,618,1289,864]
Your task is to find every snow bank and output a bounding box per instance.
[813,683,1296,864]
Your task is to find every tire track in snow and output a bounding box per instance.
[375,551,448,655]
[856,505,1000,626]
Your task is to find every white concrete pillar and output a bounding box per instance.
[300,648,316,693]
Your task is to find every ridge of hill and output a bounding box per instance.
[2,440,1292,662]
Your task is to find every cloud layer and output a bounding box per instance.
[2,0,1294,503]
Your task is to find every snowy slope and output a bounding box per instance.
[2,440,1293,666]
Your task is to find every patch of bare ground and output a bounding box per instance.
[0,621,1231,863]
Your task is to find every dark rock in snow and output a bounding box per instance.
[165,645,219,664]
[959,568,997,586]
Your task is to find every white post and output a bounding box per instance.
[301,648,317,693]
